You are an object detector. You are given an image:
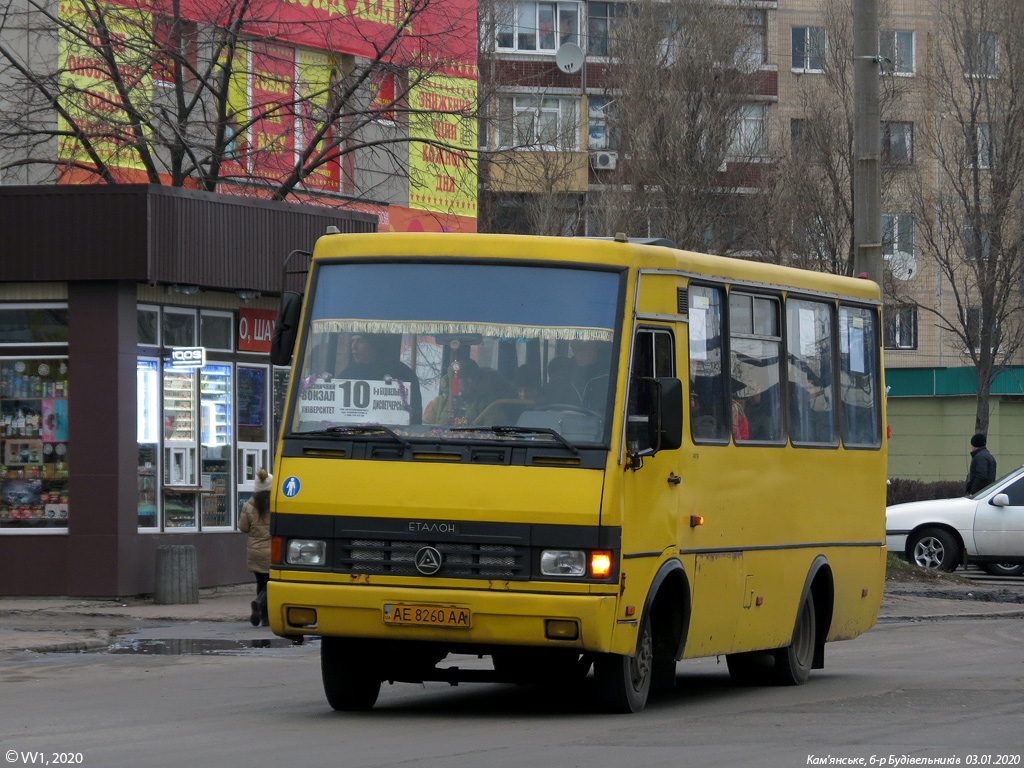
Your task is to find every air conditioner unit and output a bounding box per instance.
[591,150,618,170]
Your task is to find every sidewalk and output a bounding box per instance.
[1,578,1022,656]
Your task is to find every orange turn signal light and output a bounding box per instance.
[690,515,704,527]
[271,536,282,565]
[590,551,613,579]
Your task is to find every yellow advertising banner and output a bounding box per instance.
[57,0,152,170]
[297,49,341,192]
[408,73,477,218]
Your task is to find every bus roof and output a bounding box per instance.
[311,232,880,302]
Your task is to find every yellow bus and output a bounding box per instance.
[268,232,886,713]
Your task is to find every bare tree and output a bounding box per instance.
[0,0,477,202]
[760,0,912,277]
[587,0,765,253]
[906,0,1024,434]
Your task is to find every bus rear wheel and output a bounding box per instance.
[726,593,816,686]
[321,637,382,711]
[771,592,816,686]
[594,615,653,713]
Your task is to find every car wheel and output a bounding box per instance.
[908,528,961,572]
[981,563,1024,577]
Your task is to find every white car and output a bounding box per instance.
[886,465,1024,577]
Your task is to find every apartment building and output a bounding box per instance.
[481,0,1024,479]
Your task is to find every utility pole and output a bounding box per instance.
[853,0,883,285]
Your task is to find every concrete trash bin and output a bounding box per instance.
[154,544,199,604]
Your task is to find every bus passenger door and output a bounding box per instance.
[621,327,684,591]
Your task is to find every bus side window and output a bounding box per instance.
[729,292,783,443]
[688,285,729,442]
[627,328,674,454]
[787,299,836,445]
[839,305,881,447]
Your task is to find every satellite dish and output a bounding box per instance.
[556,43,585,74]
[889,250,918,281]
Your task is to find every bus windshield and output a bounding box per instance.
[287,262,621,446]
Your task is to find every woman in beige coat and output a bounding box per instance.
[238,468,272,626]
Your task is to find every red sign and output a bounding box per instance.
[238,308,278,353]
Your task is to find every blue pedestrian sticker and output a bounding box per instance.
[282,476,301,498]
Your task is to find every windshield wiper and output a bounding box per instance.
[293,425,412,450]
[449,425,578,455]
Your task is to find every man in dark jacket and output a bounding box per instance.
[966,433,997,494]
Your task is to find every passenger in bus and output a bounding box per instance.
[427,361,517,425]
[732,399,749,441]
[340,333,422,423]
[538,341,611,410]
[690,392,719,439]
[475,364,541,425]
[539,356,575,404]
[568,339,611,410]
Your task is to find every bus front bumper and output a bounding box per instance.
[268,580,623,654]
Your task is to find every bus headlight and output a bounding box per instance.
[540,549,586,577]
[286,539,326,566]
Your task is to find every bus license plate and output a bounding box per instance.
[383,604,471,629]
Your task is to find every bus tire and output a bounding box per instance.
[594,614,653,713]
[321,637,382,711]
[772,592,816,686]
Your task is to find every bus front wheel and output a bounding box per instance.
[321,637,382,711]
[594,615,653,713]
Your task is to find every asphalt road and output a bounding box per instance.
[1,614,1021,768]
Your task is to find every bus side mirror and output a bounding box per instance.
[635,377,683,458]
[652,377,683,452]
[270,291,303,366]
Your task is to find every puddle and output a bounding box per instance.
[100,637,301,655]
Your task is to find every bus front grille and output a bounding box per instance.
[338,539,527,578]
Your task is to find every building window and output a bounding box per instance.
[880,30,914,74]
[200,311,233,352]
[153,16,198,87]
[587,95,618,150]
[138,305,160,347]
[731,104,767,157]
[965,306,999,354]
[882,214,915,259]
[968,123,995,168]
[964,214,994,260]
[0,306,69,346]
[497,95,579,150]
[496,1,582,53]
[586,2,627,57]
[881,121,914,165]
[737,10,767,70]
[1,357,71,531]
[963,30,998,77]
[163,307,197,347]
[792,26,826,72]
[884,305,917,350]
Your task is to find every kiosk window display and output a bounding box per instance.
[0,358,70,529]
